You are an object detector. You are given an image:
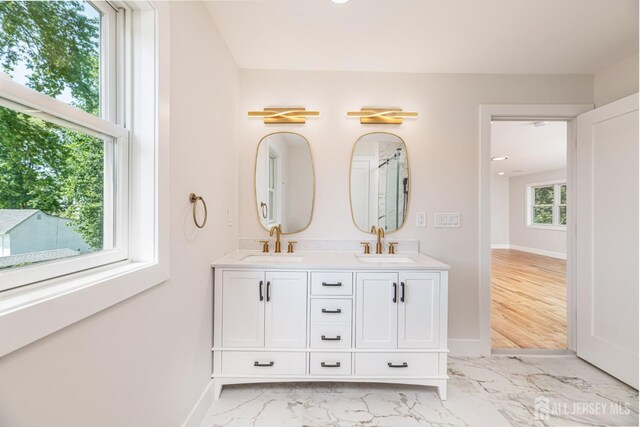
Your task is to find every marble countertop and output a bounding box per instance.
[212,250,450,270]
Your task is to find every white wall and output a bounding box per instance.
[286,142,314,231]
[594,54,639,107]
[509,169,567,258]
[0,3,239,426]
[490,174,510,247]
[238,70,593,346]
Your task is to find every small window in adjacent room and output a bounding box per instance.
[527,182,567,229]
[0,1,128,291]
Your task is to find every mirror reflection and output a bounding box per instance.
[255,132,314,234]
[350,132,409,234]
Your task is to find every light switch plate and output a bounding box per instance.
[434,212,461,228]
[416,212,427,227]
[227,208,233,226]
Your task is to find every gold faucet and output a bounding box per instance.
[375,227,385,254]
[269,224,282,253]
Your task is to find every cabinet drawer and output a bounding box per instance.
[309,352,352,376]
[310,324,352,349]
[311,272,353,295]
[355,352,439,377]
[221,351,306,376]
[310,299,352,324]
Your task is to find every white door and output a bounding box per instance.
[577,93,639,388]
[356,272,398,349]
[222,270,265,348]
[398,272,440,349]
[264,271,308,348]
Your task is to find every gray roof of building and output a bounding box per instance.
[0,248,79,269]
[0,209,40,234]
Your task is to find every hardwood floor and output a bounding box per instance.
[491,249,566,349]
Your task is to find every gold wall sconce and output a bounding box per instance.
[248,107,320,124]
[347,108,418,125]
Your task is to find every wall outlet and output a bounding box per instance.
[416,212,427,227]
[227,208,233,226]
[434,212,461,228]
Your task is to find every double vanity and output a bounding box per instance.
[211,129,449,399]
[211,250,450,400]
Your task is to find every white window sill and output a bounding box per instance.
[526,224,567,231]
[0,260,168,358]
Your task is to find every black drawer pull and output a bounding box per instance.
[401,282,405,302]
[321,362,341,368]
[266,281,271,302]
[321,335,341,341]
[387,362,408,368]
[393,282,397,303]
[322,282,342,287]
[254,361,275,367]
[321,308,342,314]
[259,280,263,301]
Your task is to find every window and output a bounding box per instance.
[267,151,280,225]
[527,181,567,229]
[0,1,128,291]
[0,1,169,358]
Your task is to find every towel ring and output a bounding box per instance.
[260,202,268,219]
[189,193,208,229]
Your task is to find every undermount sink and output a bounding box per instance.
[242,255,304,263]
[356,255,415,264]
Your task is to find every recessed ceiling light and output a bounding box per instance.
[498,172,505,176]
[512,169,525,173]
[491,156,508,161]
[331,0,350,3]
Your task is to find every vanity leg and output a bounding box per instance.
[436,382,447,401]
[213,379,223,400]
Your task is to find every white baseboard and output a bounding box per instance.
[491,244,510,249]
[508,244,566,260]
[448,339,489,356]
[181,380,215,427]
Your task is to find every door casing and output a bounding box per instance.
[479,104,593,355]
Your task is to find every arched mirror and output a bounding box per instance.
[350,132,409,234]
[255,132,315,234]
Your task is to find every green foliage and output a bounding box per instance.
[533,206,553,224]
[0,0,103,250]
[0,107,68,213]
[559,205,567,225]
[0,0,100,113]
[534,186,554,205]
[61,131,104,249]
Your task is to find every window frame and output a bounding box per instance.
[0,2,128,292]
[526,180,567,230]
[0,0,170,358]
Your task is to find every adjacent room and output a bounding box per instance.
[0,1,637,426]
[490,121,568,350]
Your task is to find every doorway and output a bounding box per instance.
[490,121,568,349]
[480,100,638,387]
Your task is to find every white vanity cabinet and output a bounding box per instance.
[212,252,449,400]
[356,271,441,349]
[221,270,307,348]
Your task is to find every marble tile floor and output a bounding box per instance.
[199,356,638,427]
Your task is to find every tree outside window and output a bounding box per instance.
[528,182,567,228]
[0,1,108,268]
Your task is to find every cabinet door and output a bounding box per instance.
[264,271,308,348]
[356,272,398,349]
[398,272,440,349]
[222,270,265,348]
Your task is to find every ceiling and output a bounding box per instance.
[205,0,638,74]
[490,121,566,177]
